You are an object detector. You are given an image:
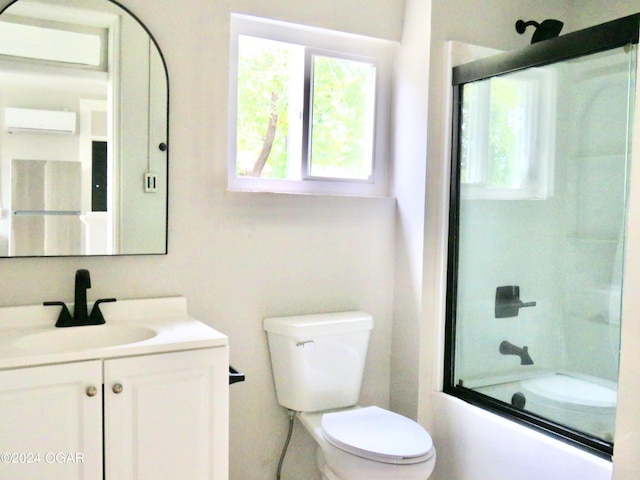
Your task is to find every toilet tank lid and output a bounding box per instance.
[263,311,373,337]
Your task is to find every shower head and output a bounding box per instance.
[516,19,564,44]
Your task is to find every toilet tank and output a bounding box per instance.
[263,311,374,412]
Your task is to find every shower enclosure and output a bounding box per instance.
[445,14,639,457]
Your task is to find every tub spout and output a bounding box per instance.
[499,340,534,365]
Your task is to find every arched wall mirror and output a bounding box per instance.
[0,0,168,257]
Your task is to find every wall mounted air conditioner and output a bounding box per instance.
[4,107,77,134]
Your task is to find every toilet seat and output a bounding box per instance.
[321,406,434,465]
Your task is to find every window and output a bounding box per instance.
[460,67,556,200]
[229,14,394,196]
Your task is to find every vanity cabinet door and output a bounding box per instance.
[104,348,229,480]
[0,360,103,480]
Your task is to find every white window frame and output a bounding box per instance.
[228,14,395,196]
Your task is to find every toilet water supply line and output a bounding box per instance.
[277,409,296,480]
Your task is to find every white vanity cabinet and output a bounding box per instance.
[104,348,228,479]
[0,297,230,480]
[0,360,103,479]
[0,348,228,480]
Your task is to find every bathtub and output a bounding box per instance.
[432,392,614,480]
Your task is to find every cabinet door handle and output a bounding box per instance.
[86,386,98,397]
[112,383,124,394]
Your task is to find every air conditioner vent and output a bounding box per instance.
[4,107,77,134]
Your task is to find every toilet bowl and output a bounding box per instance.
[298,407,436,480]
[263,311,436,479]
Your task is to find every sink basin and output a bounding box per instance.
[14,324,157,354]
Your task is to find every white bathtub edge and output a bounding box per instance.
[429,392,612,480]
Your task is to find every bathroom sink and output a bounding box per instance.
[14,324,157,354]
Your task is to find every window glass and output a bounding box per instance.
[236,36,303,179]
[447,41,637,458]
[309,55,376,180]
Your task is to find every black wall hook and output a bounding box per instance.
[516,19,564,44]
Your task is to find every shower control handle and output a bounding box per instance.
[495,286,537,318]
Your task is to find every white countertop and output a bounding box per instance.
[0,296,228,370]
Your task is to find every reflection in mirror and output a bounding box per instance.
[0,0,168,256]
[460,66,556,200]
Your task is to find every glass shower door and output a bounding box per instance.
[445,16,638,457]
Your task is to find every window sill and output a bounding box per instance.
[228,176,389,198]
[226,187,392,200]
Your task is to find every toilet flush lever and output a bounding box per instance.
[296,340,315,350]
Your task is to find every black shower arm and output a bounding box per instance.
[515,20,540,33]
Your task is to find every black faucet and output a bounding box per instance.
[44,269,116,327]
[73,269,91,324]
[499,340,534,365]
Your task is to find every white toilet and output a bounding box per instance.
[263,311,436,480]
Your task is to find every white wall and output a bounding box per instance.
[569,1,640,31]
[389,0,431,420]
[0,0,404,479]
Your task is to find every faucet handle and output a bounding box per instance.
[495,286,537,318]
[88,298,117,325]
[44,301,74,328]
